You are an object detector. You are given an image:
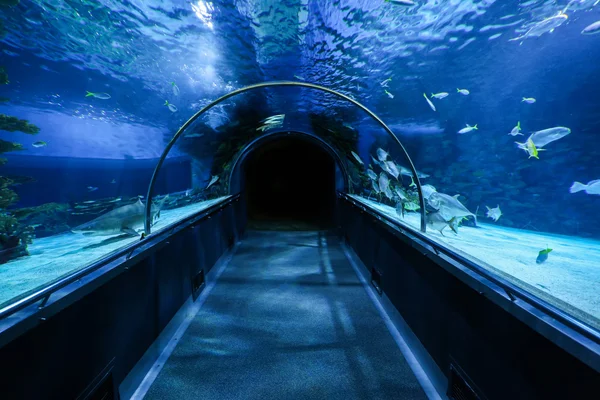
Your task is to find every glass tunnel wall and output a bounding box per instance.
[0,0,599,337]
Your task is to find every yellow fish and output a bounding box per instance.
[526,137,546,159]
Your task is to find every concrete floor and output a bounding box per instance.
[144,230,428,400]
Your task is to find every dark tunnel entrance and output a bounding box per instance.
[244,136,337,230]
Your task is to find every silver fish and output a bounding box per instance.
[570,179,600,195]
[376,148,390,162]
[486,205,502,222]
[428,192,476,223]
[426,211,459,236]
[423,93,436,112]
[206,175,219,189]
[367,169,378,181]
[517,126,571,149]
[378,172,390,194]
[431,92,449,99]
[582,20,600,35]
[383,161,400,179]
[509,12,568,42]
[351,151,364,165]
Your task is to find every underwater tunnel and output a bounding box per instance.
[1,2,600,399]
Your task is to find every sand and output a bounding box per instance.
[0,197,229,308]
[351,195,600,332]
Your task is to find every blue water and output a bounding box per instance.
[1,1,599,325]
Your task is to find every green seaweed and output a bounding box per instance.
[0,114,40,134]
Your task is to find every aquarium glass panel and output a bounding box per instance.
[0,0,599,334]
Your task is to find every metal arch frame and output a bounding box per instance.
[145,81,426,234]
[227,129,351,194]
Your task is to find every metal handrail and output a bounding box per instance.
[339,192,600,346]
[0,194,239,321]
[144,81,426,235]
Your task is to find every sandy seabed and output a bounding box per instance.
[0,197,229,308]
[352,195,600,332]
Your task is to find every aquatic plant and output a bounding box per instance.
[0,69,40,261]
[0,114,40,134]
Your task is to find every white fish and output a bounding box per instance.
[351,151,364,165]
[378,172,390,194]
[384,161,400,180]
[509,12,569,42]
[428,192,476,222]
[384,186,394,200]
[458,124,478,134]
[522,97,536,104]
[431,92,449,99]
[171,82,180,96]
[293,75,305,81]
[509,121,523,136]
[380,77,392,87]
[86,91,111,100]
[367,169,377,181]
[385,90,394,99]
[206,175,219,189]
[376,148,390,162]
[370,156,383,169]
[372,180,380,193]
[486,205,502,222]
[569,180,600,195]
[457,88,470,95]
[582,20,600,35]
[87,186,98,192]
[517,126,571,149]
[393,186,408,201]
[423,93,436,111]
[386,0,416,6]
[398,165,430,179]
[421,184,437,200]
[164,100,177,112]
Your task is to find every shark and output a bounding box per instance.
[71,195,169,237]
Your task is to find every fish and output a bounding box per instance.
[367,169,378,181]
[385,90,394,99]
[509,12,568,42]
[517,137,545,159]
[536,247,553,264]
[457,88,470,95]
[421,184,437,200]
[164,100,178,112]
[458,124,478,134]
[582,20,600,35]
[351,151,364,165]
[426,211,459,236]
[404,201,420,211]
[372,180,380,193]
[71,196,168,237]
[206,175,219,189]
[376,148,390,162]
[423,93,436,111]
[486,205,502,222]
[262,114,285,123]
[427,192,476,223]
[383,161,400,179]
[509,121,523,136]
[395,202,405,218]
[431,92,449,99]
[171,82,180,96]
[398,165,430,179]
[32,141,47,148]
[87,186,98,192]
[385,0,416,6]
[378,172,390,194]
[522,97,536,104]
[524,126,571,148]
[110,179,117,184]
[85,91,111,100]
[569,179,600,195]
[393,186,408,201]
[380,77,392,87]
[293,75,305,81]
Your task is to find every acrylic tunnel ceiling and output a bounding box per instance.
[2,1,600,224]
